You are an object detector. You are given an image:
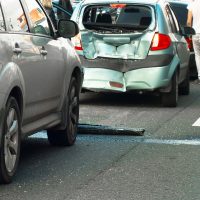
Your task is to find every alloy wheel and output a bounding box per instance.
[4,108,19,173]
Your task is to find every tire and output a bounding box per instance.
[161,71,178,107]
[47,77,79,146]
[179,69,190,95]
[0,97,21,184]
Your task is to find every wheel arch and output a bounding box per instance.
[160,63,180,93]
[168,55,180,80]
[9,86,23,117]
[0,62,25,119]
[71,66,83,93]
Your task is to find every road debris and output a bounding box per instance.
[78,124,145,136]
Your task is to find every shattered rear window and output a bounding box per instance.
[82,4,152,33]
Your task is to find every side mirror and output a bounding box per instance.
[58,19,79,38]
[181,26,196,36]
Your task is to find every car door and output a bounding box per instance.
[2,0,66,124]
[165,5,189,81]
[22,0,67,123]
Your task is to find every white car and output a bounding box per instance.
[0,0,83,183]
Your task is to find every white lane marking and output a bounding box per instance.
[144,139,200,146]
[31,131,47,138]
[192,117,200,126]
[30,133,200,146]
[78,137,200,146]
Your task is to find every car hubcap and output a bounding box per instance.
[69,85,78,138]
[4,108,19,173]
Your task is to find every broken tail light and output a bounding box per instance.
[150,33,171,51]
[71,33,83,51]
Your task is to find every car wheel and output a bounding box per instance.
[47,77,79,146]
[0,97,21,184]
[161,71,178,107]
[179,69,190,95]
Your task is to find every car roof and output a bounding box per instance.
[80,0,162,6]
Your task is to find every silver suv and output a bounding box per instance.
[71,0,195,107]
[0,0,83,183]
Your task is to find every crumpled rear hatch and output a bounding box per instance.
[80,3,155,60]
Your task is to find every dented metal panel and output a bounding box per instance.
[71,0,191,100]
[81,31,155,59]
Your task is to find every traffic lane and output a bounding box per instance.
[79,83,200,139]
[67,141,200,200]
[1,135,200,200]
[0,135,139,200]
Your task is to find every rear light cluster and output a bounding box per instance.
[185,36,193,50]
[71,33,83,51]
[150,33,171,51]
[110,4,126,8]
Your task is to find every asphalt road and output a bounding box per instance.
[1,83,200,200]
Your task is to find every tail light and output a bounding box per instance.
[185,36,193,50]
[110,4,126,8]
[150,33,171,51]
[71,33,83,51]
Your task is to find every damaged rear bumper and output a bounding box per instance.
[80,55,175,92]
[82,67,170,92]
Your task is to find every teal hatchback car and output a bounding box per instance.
[71,0,194,107]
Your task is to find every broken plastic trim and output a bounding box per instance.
[78,124,145,136]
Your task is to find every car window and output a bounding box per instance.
[165,5,178,33]
[117,6,152,26]
[0,5,5,31]
[170,3,188,26]
[52,0,73,20]
[3,0,29,32]
[168,6,180,33]
[82,4,152,33]
[23,0,51,36]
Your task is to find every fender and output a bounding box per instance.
[58,38,82,110]
[160,55,180,93]
[55,38,82,130]
[168,54,180,79]
[0,62,25,116]
[0,62,25,145]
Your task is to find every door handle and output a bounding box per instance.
[13,43,22,54]
[13,48,22,54]
[40,47,47,56]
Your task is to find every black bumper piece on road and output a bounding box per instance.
[78,124,145,136]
